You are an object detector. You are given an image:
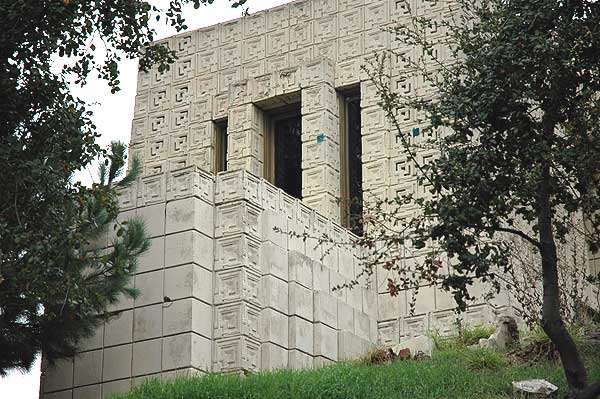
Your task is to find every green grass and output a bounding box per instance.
[112,347,600,399]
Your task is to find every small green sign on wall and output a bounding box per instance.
[316,134,325,143]
[412,127,420,137]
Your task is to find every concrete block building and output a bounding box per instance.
[39,0,523,398]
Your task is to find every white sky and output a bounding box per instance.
[0,1,292,398]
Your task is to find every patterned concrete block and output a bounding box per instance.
[214,267,261,306]
[214,301,261,339]
[213,336,260,373]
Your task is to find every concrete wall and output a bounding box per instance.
[40,0,515,398]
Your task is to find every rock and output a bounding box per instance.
[493,316,519,350]
[512,379,558,398]
[393,335,435,359]
[478,337,498,349]
[397,347,411,360]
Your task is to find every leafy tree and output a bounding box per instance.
[360,0,600,397]
[0,0,245,375]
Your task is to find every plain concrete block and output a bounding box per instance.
[162,333,191,371]
[104,310,133,347]
[79,324,104,352]
[262,209,288,249]
[134,270,164,307]
[261,343,289,371]
[329,271,347,302]
[314,356,334,368]
[165,230,213,269]
[44,390,73,399]
[312,262,330,292]
[347,285,362,310]
[259,308,289,348]
[377,292,406,320]
[131,373,160,388]
[136,237,165,273]
[73,350,102,387]
[288,349,313,370]
[313,323,338,360]
[288,316,313,354]
[43,358,74,393]
[164,263,213,304]
[338,330,364,361]
[353,309,371,341]
[102,345,132,381]
[287,219,305,254]
[288,251,313,289]
[137,203,166,238]
[133,304,162,341]
[408,285,436,315]
[289,282,313,320]
[191,333,213,371]
[73,384,100,399]
[101,379,131,399]
[166,196,214,236]
[163,298,212,338]
[337,301,354,332]
[362,287,377,316]
[313,291,337,329]
[132,339,162,376]
[261,275,289,314]
[260,242,288,280]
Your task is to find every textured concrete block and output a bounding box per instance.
[289,282,313,320]
[378,319,400,346]
[402,314,429,340]
[165,197,214,236]
[260,242,288,280]
[132,339,162,376]
[164,263,212,303]
[288,316,313,354]
[165,230,213,269]
[261,275,289,314]
[213,336,260,373]
[73,350,102,387]
[337,301,354,332]
[134,270,164,307]
[261,343,289,371]
[214,267,261,305]
[259,308,289,347]
[214,301,261,339]
[133,304,162,341]
[215,234,261,271]
[288,349,313,370]
[313,323,337,360]
[43,358,74,393]
[314,291,337,329]
[215,202,261,238]
[104,310,133,347]
[103,344,132,381]
[288,252,313,289]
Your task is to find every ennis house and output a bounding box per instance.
[40,0,515,398]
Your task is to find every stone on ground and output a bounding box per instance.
[512,379,558,398]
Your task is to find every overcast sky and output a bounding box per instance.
[0,1,292,398]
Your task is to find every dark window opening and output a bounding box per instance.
[215,120,228,173]
[263,102,302,199]
[340,90,363,236]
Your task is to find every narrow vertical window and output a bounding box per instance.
[214,119,228,174]
[340,90,363,236]
[263,104,302,199]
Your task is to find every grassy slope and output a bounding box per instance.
[113,347,600,399]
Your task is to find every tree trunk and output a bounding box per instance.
[537,121,590,398]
